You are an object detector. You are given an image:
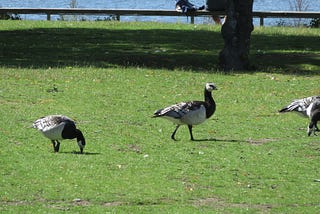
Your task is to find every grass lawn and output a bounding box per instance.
[0,20,319,213]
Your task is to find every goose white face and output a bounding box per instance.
[206,83,217,92]
[78,140,85,149]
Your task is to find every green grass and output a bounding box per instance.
[0,21,320,213]
[1,20,319,72]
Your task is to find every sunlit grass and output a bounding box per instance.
[0,21,319,213]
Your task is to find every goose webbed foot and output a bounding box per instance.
[170,125,196,141]
[171,135,178,141]
[307,128,318,136]
[308,132,318,136]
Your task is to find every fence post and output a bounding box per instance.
[46,13,51,21]
[259,16,264,26]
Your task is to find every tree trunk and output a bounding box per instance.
[219,0,254,71]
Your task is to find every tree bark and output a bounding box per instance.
[219,0,254,71]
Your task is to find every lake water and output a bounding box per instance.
[1,0,319,26]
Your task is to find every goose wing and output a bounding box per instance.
[279,96,320,116]
[153,101,204,119]
[33,115,74,132]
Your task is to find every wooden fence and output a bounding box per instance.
[0,8,319,26]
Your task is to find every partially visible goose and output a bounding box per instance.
[33,115,86,153]
[279,95,320,135]
[153,82,217,140]
[307,99,320,136]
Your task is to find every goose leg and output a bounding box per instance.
[308,121,317,136]
[312,122,318,136]
[51,140,57,152]
[308,111,320,136]
[188,125,195,141]
[55,141,61,152]
[171,125,180,140]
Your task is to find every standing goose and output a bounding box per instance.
[153,82,217,140]
[279,95,320,135]
[33,115,86,153]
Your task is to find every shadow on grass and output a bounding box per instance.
[0,27,319,74]
[60,151,101,155]
[193,138,247,143]
[0,28,221,70]
[194,137,278,145]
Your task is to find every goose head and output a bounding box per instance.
[205,82,218,92]
[76,129,86,153]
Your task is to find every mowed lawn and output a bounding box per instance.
[0,21,319,213]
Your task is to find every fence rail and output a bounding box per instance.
[0,8,319,25]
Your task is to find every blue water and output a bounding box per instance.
[1,0,319,26]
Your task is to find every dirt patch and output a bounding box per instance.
[193,197,273,211]
[1,200,31,206]
[127,144,142,154]
[115,144,142,154]
[102,201,125,207]
[246,138,277,145]
[73,198,90,206]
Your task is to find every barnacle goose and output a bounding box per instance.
[33,115,86,153]
[153,82,217,140]
[279,95,320,135]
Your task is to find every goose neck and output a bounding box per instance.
[76,129,86,145]
[204,89,214,105]
[204,89,216,118]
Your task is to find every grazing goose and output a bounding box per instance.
[279,95,320,135]
[33,115,86,153]
[153,82,217,140]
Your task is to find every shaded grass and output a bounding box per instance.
[0,21,320,213]
[0,21,221,70]
[251,27,320,73]
[0,21,319,73]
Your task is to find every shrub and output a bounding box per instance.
[0,13,21,20]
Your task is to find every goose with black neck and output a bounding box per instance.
[153,82,218,141]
